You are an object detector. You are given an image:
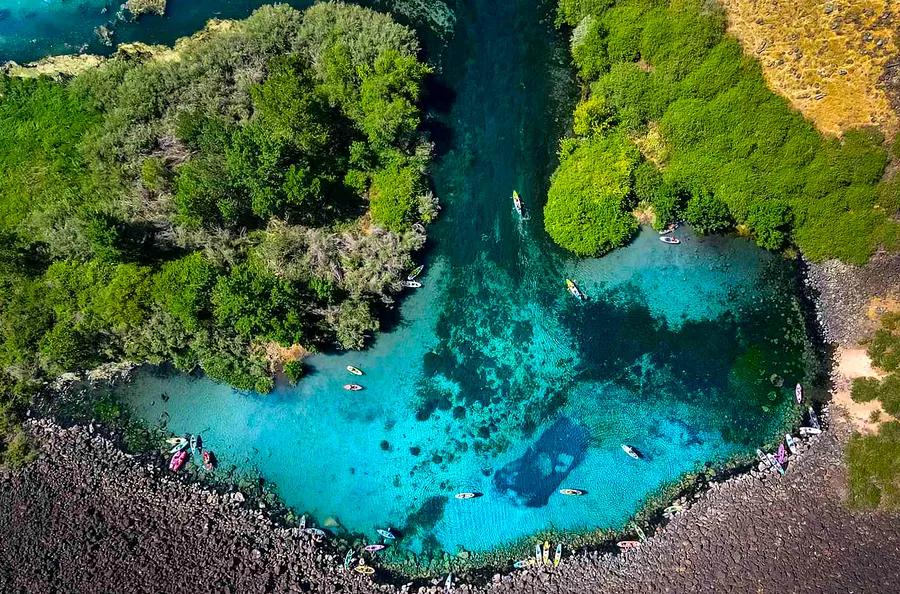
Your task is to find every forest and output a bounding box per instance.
[546,0,900,262]
[0,3,434,463]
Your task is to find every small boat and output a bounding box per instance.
[165,437,187,446]
[776,443,787,465]
[169,440,189,454]
[168,449,188,472]
[631,522,647,542]
[303,528,326,537]
[400,280,422,288]
[346,365,364,376]
[513,559,534,569]
[299,515,307,529]
[534,543,542,564]
[445,573,452,591]
[202,450,216,471]
[621,444,642,459]
[407,265,425,281]
[344,550,354,569]
[454,492,480,499]
[617,540,641,550]
[658,223,678,235]
[559,488,584,496]
[553,543,562,567]
[799,426,821,436]
[785,434,798,455]
[542,540,550,565]
[189,434,198,453]
[376,529,395,540]
[354,564,375,575]
[363,544,386,553]
[807,406,821,430]
[795,383,803,404]
[512,190,523,217]
[659,236,681,245]
[767,452,785,476]
[565,279,585,300]
[344,384,364,391]
[663,504,684,515]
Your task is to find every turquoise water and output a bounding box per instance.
[4,0,812,559]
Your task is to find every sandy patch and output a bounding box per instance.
[831,346,894,434]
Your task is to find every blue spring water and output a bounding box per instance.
[3,0,813,559]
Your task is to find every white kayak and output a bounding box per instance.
[400,280,422,288]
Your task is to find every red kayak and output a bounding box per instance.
[169,449,188,472]
[202,450,216,471]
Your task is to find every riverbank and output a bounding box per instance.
[2,407,897,592]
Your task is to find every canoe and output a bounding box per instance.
[303,528,326,537]
[168,450,188,472]
[558,488,584,496]
[785,434,798,455]
[344,550,354,569]
[190,434,198,452]
[376,529,395,540]
[663,504,684,515]
[169,440,189,454]
[621,444,642,459]
[343,384,364,391]
[400,280,422,288]
[534,544,542,564]
[195,434,202,451]
[363,544,386,553]
[346,365,364,376]
[776,443,787,465]
[807,406,821,430]
[445,573,452,591]
[407,265,425,281]
[799,426,821,436]
[659,236,681,245]
[565,279,585,300]
[766,452,785,475]
[553,543,562,567]
[354,565,375,575]
[617,540,641,550]
[165,437,187,446]
[455,492,480,499]
[631,522,647,542]
[512,190,523,217]
[658,223,678,235]
[542,540,550,565]
[513,559,534,569]
[795,383,803,404]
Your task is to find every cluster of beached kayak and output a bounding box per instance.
[756,384,822,475]
[166,433,216,473]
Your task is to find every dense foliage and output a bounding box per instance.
[0,1,434,459]
[547,0,899,261]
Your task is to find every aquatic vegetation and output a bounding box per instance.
[547,0,900,263]
[0,4,434,395]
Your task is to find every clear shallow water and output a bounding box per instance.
[7,0,812,559]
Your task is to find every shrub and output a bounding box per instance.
[847,421,900,509]
[851,377,881,403]
[684,190,731,234]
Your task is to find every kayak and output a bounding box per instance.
[808,406,821,430]
[631,522,647,542]
[553,543,562,567]
[346,365,364,376]
[354,565,375,575]
[344,550,354,569]
[795,383,803,404]
[617,540,641,550]
[376,529,395,540]
[445,573,452,591]
[776,443,787,465]
[407,265,424,281]
[621,444,642,459]
[400,280,422,288]
[799,426,821,436]
[513,559,534,569]
[785,434,798,455]
[559,488,584,496]
[344,384,364,391]
[659,236,681,245]
[512,190,523,217]
[303,528,326,537]
[565,278,585,300]
[534,543,542,564]
[202,450,216,471]
[363,544,386,553]
[165,437,187,446]
[658,223,678,235]
[169,440,189,454]
[455,492,480,499]
[189,434,198,453]
[767,452,786,475]
[168,449,188,472]
[542,540,550,565]
[663,504,684,515]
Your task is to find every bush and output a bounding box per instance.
[370,160,422,231]
[851,377,881,403]
[847,421,900,509]
[684,190,731,234]
[868,313,900,373]
[283,360,306,384]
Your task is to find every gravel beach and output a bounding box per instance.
[2,410,898,594]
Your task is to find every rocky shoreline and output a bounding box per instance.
[2,405,898,593]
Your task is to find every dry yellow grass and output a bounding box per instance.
[719,0,900,136]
